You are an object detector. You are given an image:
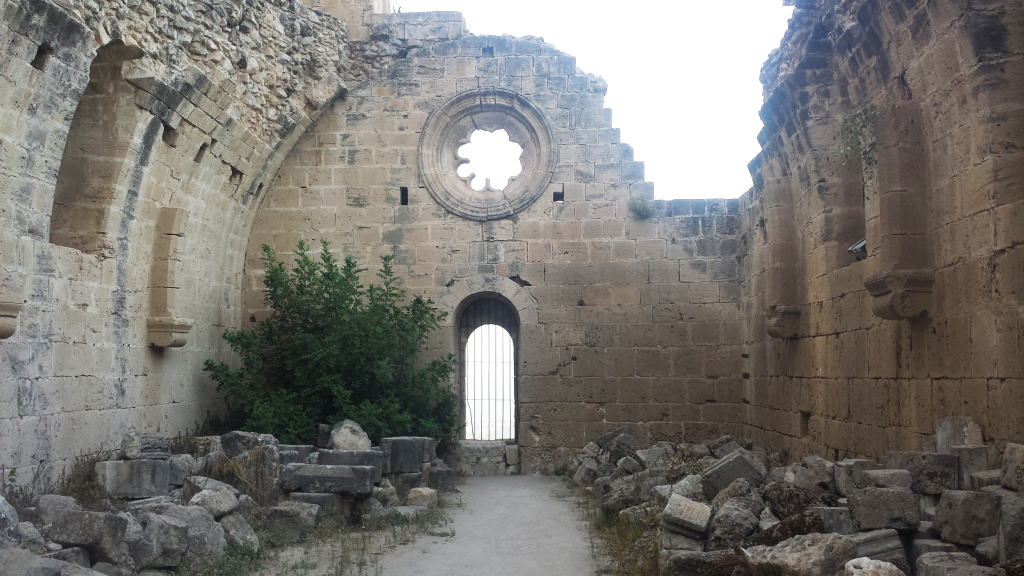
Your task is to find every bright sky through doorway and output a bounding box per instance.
[392,0,794,200]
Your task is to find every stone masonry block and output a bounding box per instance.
[95,460,170,499]
[884,452,958,495]
[1002,443,1024,491]
[849,487,921,531]
[700,449,767,500]
[278,464,374,495]
[316,450,384,483]
[380,437,435,474]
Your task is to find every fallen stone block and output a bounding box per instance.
[316,450,384,482]
[710,478,752,509]
[849,487,921,531]
[17,521,46,553]
[159,504,226,559]
[603,475,641,514]
[933,490,1000,545]
[742,510,827,548]
[428,461,457,492]
[290,492,349,516]
[407,487,437,508]
[763,481,822,519]
[184,475,240,497]
[972,470,1003,491]
[936,417,984,455]
[381,437,435,474]
[1002,443,1024,492]
[747,533,859,576]
[661,494,711,538]
[916,551,978,576]
[835,459,885,497]
[189,488,239,520]
[279,464,374,494]
[671,474,706,503]
[220,431,278,458]
[42,547,91,567]
[168,455,193,487]
[700,449,767,500]
[139,512,188,568]
[279,444,315,464]
[913,539,959,567]
[331,420,371,451]
[953,446,994,490]
[617,456,642,474]
[862,469,913,489]
[267,501,320,544]
[661,549,739,576]
[975,536,999,567]
[850,529,911,575]
[845,557,907,576]
[998,491,1024,563]
[707,499,758,550]
[812,506,854,535]
[884,452,958,495]
[49,510,128,565]
[0,547,105,576]
[660,530,702,552]
[95,459,170,499]
[121,432,170,460]
[219,512,259,552]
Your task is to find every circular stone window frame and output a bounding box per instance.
[419,88,558,221]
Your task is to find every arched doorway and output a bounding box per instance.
[458,297,519,441]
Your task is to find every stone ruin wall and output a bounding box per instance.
[741,0,1024,462]
[0,0,1021,479]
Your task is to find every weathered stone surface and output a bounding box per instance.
[913,539,960,567]
[381,437,434,474]
[661,494,711,538]
[916,552,979,576]
[159,504,226,559]
[953,446,994,491]
[330,420,371,451]
[700,449,767,500]
[998,491,1024,563]
[219,512,259,552]
[936,417,984,455]
[17,521,46,553]
[707,499,758,550]
[43,546,91,567]
[279,464,374,494]
[278,445,315,464]
[617,456,642,474]
[290,492,348,516]
[849,487,921,531]
[95,460,170,499]
[406,487,437,509]
[35,495,82,527]
[763,481,823,519]
[813,507,855,535]
[0,547,104,576]
[189,489,240,519]
[671,475,706,503]
[267,501,320,544]
[862,469,913,489]
[139,513,188,568]
[428,462,457,493]
[121,433,170,460]
[220,431,279,458]
[603,475,641,514]
[933,490,1001,545]
[168,455,194,487]
[747,533,859,576]
[316,450,384,482]
[975,537,1000,567]
[743,509,827,548]
[845,558,907,576]
[660,531,702,552]
[884,452,958,495]
[661,549,739,576]
[973,470,1003,491]
[0,494,17,539]
[184,476,240,497]
[48,510,128,565]
[1003,444,1024,492]
[708,435,743,458]
[711,478,751,509]
[851,529,911,574]
[835,459,886,497]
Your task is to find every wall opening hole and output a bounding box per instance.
[400,186,409,205]
[162,123,178,147]
[553,190,564,202]
[194,142,209,163]
[482,46,494,57]
[456,129,523,192]
[229,166,243,187]
[31,43,53,71]
[800,411,811,438]
[465,323,515,440]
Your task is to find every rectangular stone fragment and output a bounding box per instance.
[850,529,910,574]
[1001,443,1024,491]
[661,494,712,538]
[289,492,349,516]
[700,449,767,500]
[933,490,1001,545]
[95,460,170,499]
[952,445,993,490]
[884,452,958,495]
[278,464,374,495]
[278,445,315,464]
[811,507,854,535]
[849,487,921,531]
[316,450,384,482]
[380,437,434,474]
[862,469,913,489]
[971,470,1002,491]
[834,459,884,496]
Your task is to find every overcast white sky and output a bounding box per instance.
[392,0,794,200]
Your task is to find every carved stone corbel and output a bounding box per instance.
[147,316,195,348]
[766,305,802,339]
[0,301,23,339]
[864,270,934,321]
[147,207,193,348]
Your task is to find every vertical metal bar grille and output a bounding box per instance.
[460,298,517,441]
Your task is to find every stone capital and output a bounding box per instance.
[766,305,802,339]
[864,270,934,320]
[147,316,195,348]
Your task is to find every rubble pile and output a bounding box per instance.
[567,417,1024,576]
[0,421,454,575]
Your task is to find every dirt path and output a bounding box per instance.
[380,474,600,576]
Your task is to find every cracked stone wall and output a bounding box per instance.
[741,0,1024,462]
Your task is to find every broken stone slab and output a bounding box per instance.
[48,510,128,565]
[760,507,782,531]
[0,494,18,539]
[862,469,914,489]
[972,470,1003,491]
[660,530,702,552]
[595,426,628,448]
[975,536,999,567]
[746,533,859,576]
[916,551,978,576]
[661,494,711,538]
[406,487,437,508]
[707,499,758,550]
[617,456,642,474]
[605,433,638,464]
[661,549,739,576]
[1002,443,1024,492]
[933,490,1001,545]
[380,437,435,474]
[763,481,823,519]
[812,507,855,535]
[671,474,706,503]
[850,529,911,575]
[711,478,752,509]
[121,432,170,460]
[603,474,641,514]
[700,448,767,500]
[997,490,1024,564]
[885,452,958,495]
[220,431,279,458]
[835,459,886,497]
[952,446,994,490]
[0,547,106,576]
[936,417,984,455]
[428,461,456,492]
[219,512,258,552]
[742,509,827,548]
[849,487,921,531]
[290,492,349,516]
[34,494,82,526]
[330,420,371,451]
[18,521,47,553]
[95,459,170,499]
[267,501,320,545]
[707,435,745,458]
[43,547,91,567]
[279,464,375,494]
[845,557,908,576]
[159,504,226,560]
[278,444,315,464]
[184,475,240,497]
[168,454,193,487]
[188,489,239,520]
[138,512,188,568]
[913,539,960,567]
[316,450,384,482]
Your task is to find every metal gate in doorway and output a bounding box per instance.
[458,297,518,441]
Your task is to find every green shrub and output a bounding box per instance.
[204,241,458,445]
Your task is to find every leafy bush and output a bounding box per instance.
[204,241,458,445]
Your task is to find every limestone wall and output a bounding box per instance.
[741,0,1024,461]
[243,12,746,472]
